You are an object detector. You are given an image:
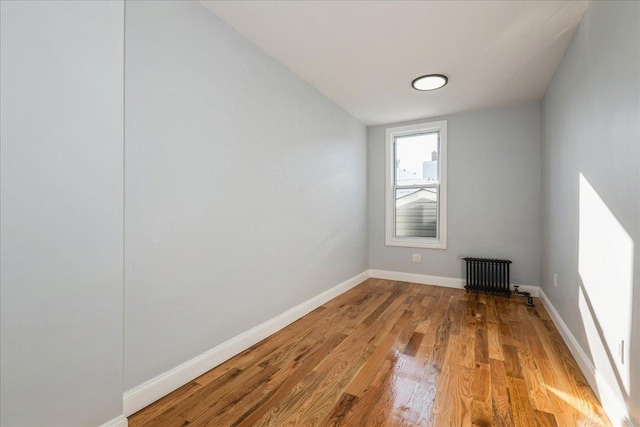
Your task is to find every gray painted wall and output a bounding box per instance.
[124,1,367,390]
[368,103,542,286]
[3,1,636,425]
[0,2,124,426]
[541,1,640,423]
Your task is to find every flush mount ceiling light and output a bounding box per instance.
[411,74,448,91]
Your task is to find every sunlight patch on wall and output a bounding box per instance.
[578,173,633,396]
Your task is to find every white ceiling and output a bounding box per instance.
[203,1,588,126]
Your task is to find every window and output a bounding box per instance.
[385,120,447,249]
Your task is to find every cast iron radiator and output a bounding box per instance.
[463,257,512,296]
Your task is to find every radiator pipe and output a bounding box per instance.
[513,285,535,307]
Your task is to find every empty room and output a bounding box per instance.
[1,1,638,426]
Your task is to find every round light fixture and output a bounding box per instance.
[411,74,448,91]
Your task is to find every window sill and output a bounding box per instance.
[385,237,447,250]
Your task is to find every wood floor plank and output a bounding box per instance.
[475,301,487,331]
[361,369,400,427]
[130,381,202,426]
[536,357,580,426]
[472,362,491,403]
[507,376,538,427]
[531,318,595,419]
[429,364,474,427]
[229,333,348,427]
[444,329,475,370]
[193,300,357,387]
[475,328,489,364]
[255,296,415,426]
[472,400,493,427]
[282,311,415,427]
[318,392,358,427]
[487,321,505,361]
[361,289,403,326]
[141,364,268,427]
[128,279,612,427]
[485,297,500,324]
[543,319,610,419]
[338,359,394,427]
[189,365,280,426]
[506,317,554,414]
[344,309,414,396]
[377,353,440,426]
[534,409,559,427]
[523,322,548,361]
[490,358,515,427]
[403,331,424,357]
[503,344,523,379]
[471,362,492,427]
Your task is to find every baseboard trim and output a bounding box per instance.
[368,269,464,289]
[121,268,632,424]
[539,288,633,427]
[123,270,369,416]
[99,415,127,427]
[367,269,539,297]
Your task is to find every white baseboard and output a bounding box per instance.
[99,415,127,427]
[122,268,543,418]
[123,270,369,416]
[539,288,633,427]
[367,269,539,297]
[121,267,632,425]
[368,269,464,289]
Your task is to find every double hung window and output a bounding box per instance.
[385,120,447,249]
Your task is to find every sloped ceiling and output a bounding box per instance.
[203,1,588,125]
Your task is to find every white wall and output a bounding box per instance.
[368,103,542,286]
[124,1,367,391]
[541,1,640,424]
[0,1,125,426]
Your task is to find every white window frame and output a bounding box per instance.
[385,120,447,249]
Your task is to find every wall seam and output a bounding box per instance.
[122,0,127,414]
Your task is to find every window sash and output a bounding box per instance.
[394,186,440,239]
[394,183,439,190]
[393,132,440,186]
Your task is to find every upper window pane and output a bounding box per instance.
[394,132,439,185]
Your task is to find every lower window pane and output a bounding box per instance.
[395,188,437,238]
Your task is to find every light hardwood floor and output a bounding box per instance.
[128,279,611,426]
